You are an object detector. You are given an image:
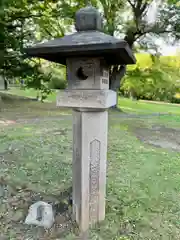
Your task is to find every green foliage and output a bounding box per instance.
[0,0,180,102]
[0,0,35,75]
[121,54,180,103]
[42,61,67,90]
[22,61,52,101]
[0,0,67,91]
[49,76,66,89]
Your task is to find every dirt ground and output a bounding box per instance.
[1,112,179,153]
[0,107,180,152]
[112,112,180,152]
[134,125,180,152]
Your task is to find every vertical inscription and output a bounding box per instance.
[101,69,109,86]
[75,147,81,222]
[101,78,108,84]
[89,139,100,223]
[72,112,81,224]
[103,70,109,78]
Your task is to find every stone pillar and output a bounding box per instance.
[57,87,116,233]
[72,109,108,232]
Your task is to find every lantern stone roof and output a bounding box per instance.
[24,5,136,65]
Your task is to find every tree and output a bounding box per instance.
[0,0,36,89]
[0,0,179,103]
[0,0,67,91]
[53,0,180,108]
[120,53,180,103]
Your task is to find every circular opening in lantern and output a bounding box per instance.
[76,67,88,80]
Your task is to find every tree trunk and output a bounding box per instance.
[4,79,8,90]
[109,65,126,111]
[111,89,118,108]
[36,90,39,100]
[111,89,122,111]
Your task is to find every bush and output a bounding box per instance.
[170,93,180,104]
[49,76,67,89]
[120,66,179,103]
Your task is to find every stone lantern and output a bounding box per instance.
[25,4,136,234]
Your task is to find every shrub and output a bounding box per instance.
[120,66,179,103]
[170,93,180,104]
[49,76,67,90]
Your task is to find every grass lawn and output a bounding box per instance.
[2,87,180,115]
[119,98,180,115]
[0,87,57,102]
[0,91,180,239]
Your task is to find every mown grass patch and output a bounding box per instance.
[0,93,180,239]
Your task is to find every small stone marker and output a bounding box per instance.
[25,201,54,228]
[0,184,5,198]
[0,184,8,199]
[24,2,135,235]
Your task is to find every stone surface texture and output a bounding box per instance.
[56,89,116,109]
[25,201,54,229]
[66,58,109,90]
[72,110,108,231]
[75,5,102,31]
